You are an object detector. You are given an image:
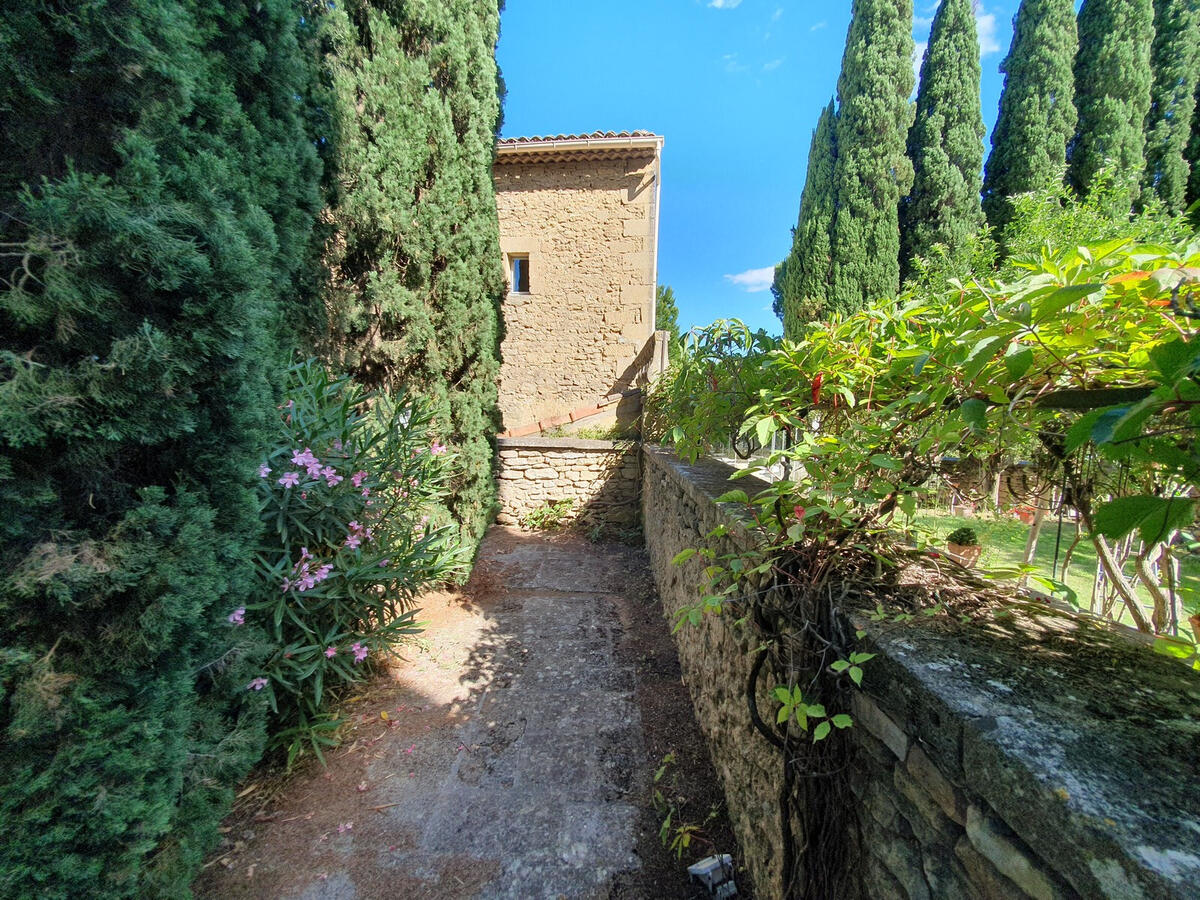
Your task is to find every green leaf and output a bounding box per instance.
[849,666,863,686]
[806,704,826,718]
[772,686,792,704]
[1033,283,1104,324]
[960,398,987,435]
[1093,495,1196,543]
[963,335,1010,383]
[671,548,696,566]
[831,714,853,729]
[756,416,777,446]
[1064,408,1105,454]
[1003,345,1033,380]
[715,489,749,504]
[1147,339,1199,381]
[830,659,850,673]
[870,454,903,471]
[913,353,930,375]
[1153,635,1196,660]
[776,706,791,725]
[1090,407,1130,445]
[813,721,831,742]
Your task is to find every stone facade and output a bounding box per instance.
[493,133,663,435]
[642,445,1200,900]
[496,437,639,528]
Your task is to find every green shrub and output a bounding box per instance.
[0,2,321,895]
[250,362,465,764]
[520,499,576,530]
[946,526,980,546]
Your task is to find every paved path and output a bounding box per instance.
[198,527,733,899]
[355,530,648,898]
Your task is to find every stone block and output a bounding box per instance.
[853,694,909,760]
[954,835,1024,900]
[905,744,966,826]
[965,805,1065,900]
[525,467,558,480]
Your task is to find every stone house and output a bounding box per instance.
[493,131,667,437]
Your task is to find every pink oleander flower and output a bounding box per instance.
[351,642,369,664]
[333,439,344,451]
[430,440,446,455]
[345,534,362,550]
[325,646,337,659]
[351,470,368,488]
[300,546,312,561]
[315,563,334,581]
[361,487,371,498]
[258,464,271,478]
[281,576,292,592]
[291,447,317,467]
[321,466,343,486]
[379,558,390,567]
[227,607,245,625]
[247,677,269,691]
[278,471,301,488]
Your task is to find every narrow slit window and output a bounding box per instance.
[511,254,530,293]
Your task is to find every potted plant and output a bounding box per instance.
[945,526,982,567]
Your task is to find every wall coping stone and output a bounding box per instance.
[645,444,1200,898]
[498,436,637,452]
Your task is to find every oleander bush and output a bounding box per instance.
[247,362,465,765]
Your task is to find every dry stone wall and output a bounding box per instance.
[642,445,1200,900]
[496,437,639,528]
[493,153,658,432]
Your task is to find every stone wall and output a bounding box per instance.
[493,149,659,432]
[642,445,1200,900]
[496,437,639,528]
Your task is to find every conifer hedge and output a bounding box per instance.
[0,2,321,895]
[317,0,506,547]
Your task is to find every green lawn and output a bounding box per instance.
[913,511,1198,642]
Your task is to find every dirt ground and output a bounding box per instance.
[195,528,748,899]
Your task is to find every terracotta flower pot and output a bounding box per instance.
[946,542,982,567]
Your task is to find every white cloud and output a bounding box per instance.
[763,58,784,71]
[914,14,934,29]
[975,7,1000,56]
[708,0,743,8]
[725,266,776,293]
[722,53,748,73]
[810,20,827,31]
[913,41,927,81]
[772,7,784,21]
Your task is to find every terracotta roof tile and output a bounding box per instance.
[497,130,658,145]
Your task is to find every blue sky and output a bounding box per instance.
[496,0,1018,336]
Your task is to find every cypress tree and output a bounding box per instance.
[655,284,682,351]
[0,2,321,894]
[782,98,837,337]
[899,0,985,281]
[981,0,1078,230]
[319,0,505,546]
[1143,0,1200,213]
[828,0,915,316]
[1068,0,1155,198]
[1189,78,1200,210]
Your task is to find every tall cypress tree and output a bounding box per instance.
[1143,0,1200,213]
[899,0,985,280]
[1189,78,1200,210]
[782,99,837,337]
[1068,0,1155,198]
[319,0,505,546]
[981,0,1078,229]
[829,0,915,316]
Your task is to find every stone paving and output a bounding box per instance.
[295,529,655,899]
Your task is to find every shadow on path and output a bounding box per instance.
[196,526,741,899]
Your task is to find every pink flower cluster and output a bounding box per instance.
[247,677,269,691]
[273,448,345,489]
[430,440,447,455]
[227,607,246,625]
[281,547,334,593]
[350,642,369,664]
[344,520,373,550]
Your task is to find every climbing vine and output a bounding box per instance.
[652,232,1200,895]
